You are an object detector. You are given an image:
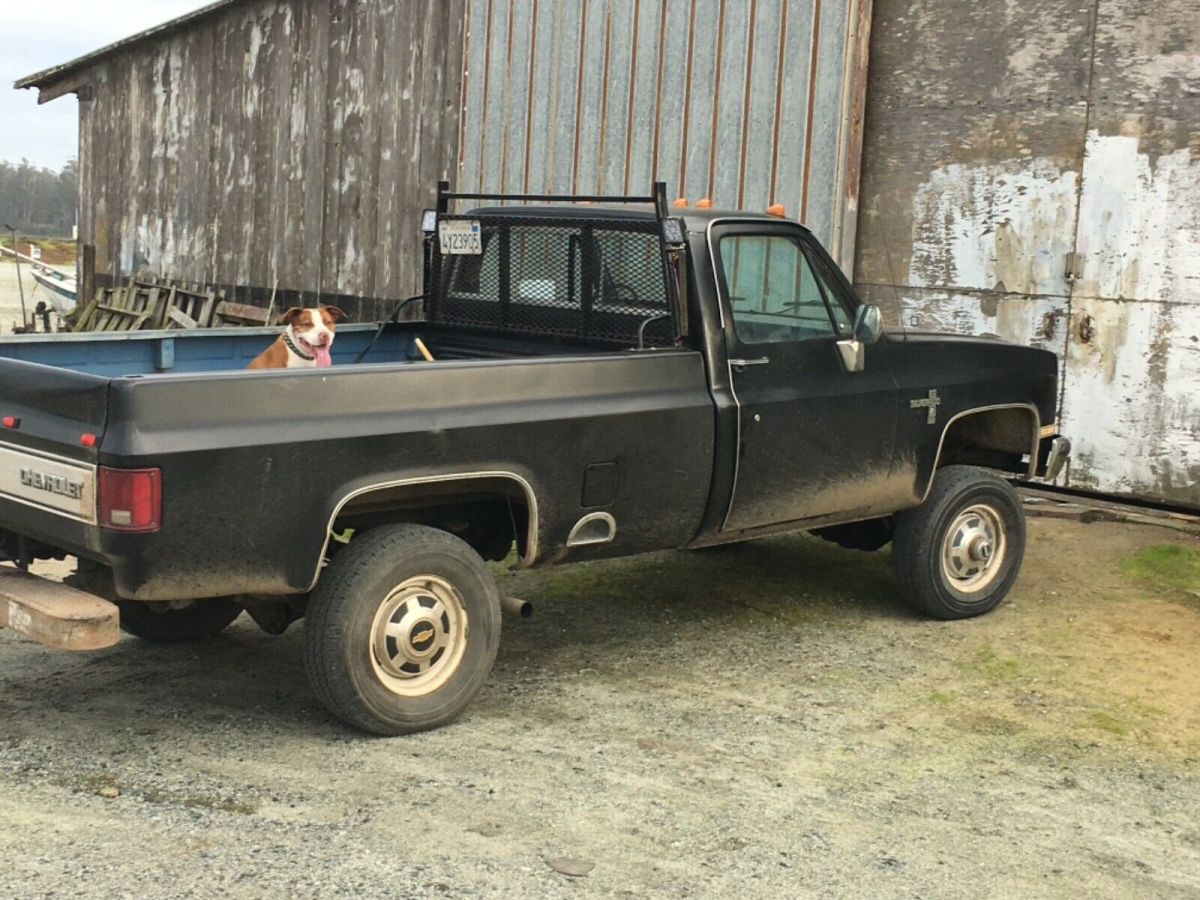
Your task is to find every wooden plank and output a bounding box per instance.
[167,307,200,329]
[71,293,101,332]
[215,300,272,325]
[0,567,120,652]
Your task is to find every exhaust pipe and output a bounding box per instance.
[500,595,532,619]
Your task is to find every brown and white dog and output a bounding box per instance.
[248,306,347,369]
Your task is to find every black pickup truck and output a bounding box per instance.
[0,184,1069,734]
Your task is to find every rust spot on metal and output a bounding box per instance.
[597,1,614,194]
[738,0,760,209]
[478,0,495,192]
[800,0,822,222]
[707,0,729,200]
[457,0,474,174]
[650,0,667,181]
[767,0,788,206]
[499,0,517,193]
[522,0,539,193]
[571,0,589,193]
[623,0,641,195]
[678,0,699,193]
[842,0,872,207]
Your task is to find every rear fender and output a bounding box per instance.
[307,471,540,591]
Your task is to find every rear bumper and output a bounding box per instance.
[0,566,119,651]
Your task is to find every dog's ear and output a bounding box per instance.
[280,307,306,327]
[322,306,348,323]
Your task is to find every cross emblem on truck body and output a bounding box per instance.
[910,389,942,425]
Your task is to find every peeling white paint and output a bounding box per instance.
[1061,299,1200,503]
[899,290,1067,353]
[1075,131,1200,304]
[909,159,1078,296]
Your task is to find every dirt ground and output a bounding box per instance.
[1,517,1198,898]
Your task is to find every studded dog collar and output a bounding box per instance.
[282,329,316,361]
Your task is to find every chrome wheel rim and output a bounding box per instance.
[941,503,1007,594]
[369,575,469,696]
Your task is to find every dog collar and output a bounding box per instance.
[282,329,316,361]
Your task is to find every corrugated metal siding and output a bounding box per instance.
[458,0,868,265]
[855,0,1199,509]
[77,0,466,315]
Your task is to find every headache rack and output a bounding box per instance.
[423,182,688,350]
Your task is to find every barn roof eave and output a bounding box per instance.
[14,0,247,98]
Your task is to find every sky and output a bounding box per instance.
[0,1,212,170]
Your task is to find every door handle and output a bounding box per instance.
[730,357,769,370]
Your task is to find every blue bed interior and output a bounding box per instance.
[0,323,420,377]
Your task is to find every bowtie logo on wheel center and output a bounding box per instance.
[408,622,438,654]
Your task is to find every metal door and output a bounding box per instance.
[1058,130,1200,507]
[711,221,898,531]
[456,0,871,266]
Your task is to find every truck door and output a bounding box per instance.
[711,221,899,532]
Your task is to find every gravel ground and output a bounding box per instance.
[1,517,1198,898]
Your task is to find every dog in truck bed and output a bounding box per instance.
[248,306,347,369]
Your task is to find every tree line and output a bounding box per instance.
[0,159,78,238]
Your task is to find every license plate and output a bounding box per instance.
[438,219,483,255]
[0,443,97,524]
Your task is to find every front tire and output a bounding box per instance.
[303,524,501,735]
[892,466,1025,620]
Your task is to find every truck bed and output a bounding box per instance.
[0,324,715,603]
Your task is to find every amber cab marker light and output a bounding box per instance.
[766,203,787,218]
[2,416,19,429]
[81,433,98,448]
[695,198,713,209]
[673,198,689,208]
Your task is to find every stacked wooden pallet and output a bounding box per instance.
[69,279,276,332]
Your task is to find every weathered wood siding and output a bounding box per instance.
[854,0,1200,509]
[78,0,466,316]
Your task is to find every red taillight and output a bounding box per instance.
[2,416,18,429]
[81,433,98,448]
[98,467,162,532]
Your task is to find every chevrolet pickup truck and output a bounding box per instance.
[0,183,1070,734]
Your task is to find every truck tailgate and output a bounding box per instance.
[0,358,109,537]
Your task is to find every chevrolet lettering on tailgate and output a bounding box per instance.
[0,444,96,523]
[20,468,85,500]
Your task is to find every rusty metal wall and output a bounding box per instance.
[76,0,465,315]
[457,0,871,266]
[854,0,1200,509]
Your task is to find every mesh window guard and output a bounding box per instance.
[428,214,677,348]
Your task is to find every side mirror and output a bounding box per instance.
[853,304,883,345]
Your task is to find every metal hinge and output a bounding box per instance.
[1063,251,1084,284]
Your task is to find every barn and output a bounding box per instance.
[15,0,1200,510]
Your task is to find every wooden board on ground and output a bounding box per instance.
[0,566,120,651]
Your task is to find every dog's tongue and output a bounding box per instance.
[314,344,333,367]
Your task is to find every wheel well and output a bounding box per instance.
[331,477,534,563]
[937,407,1038,476]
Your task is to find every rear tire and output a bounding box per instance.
[892,466,1025,620]
[303,524,501,735]
[115,599,243,643]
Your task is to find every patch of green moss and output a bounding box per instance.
[1088,710,1131,736]
[956,643,1025,683]
[1120,544,1200,602]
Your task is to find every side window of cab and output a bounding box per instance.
[717,230,853,344]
